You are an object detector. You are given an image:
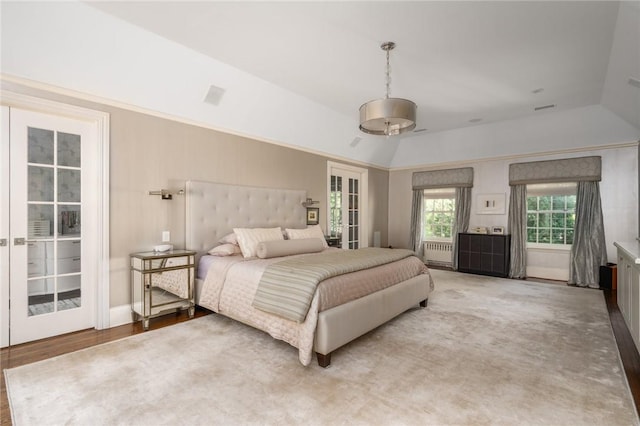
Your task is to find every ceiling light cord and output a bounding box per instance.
[385,47,391,100]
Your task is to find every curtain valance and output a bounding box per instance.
[509,156,601,185]
[412,167,474,190]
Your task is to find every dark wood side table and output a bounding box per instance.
[457,233,510,278]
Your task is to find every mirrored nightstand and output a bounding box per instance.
[130,249,196,330]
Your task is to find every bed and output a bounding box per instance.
[186,180,434,367]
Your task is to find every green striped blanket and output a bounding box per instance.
[252,248,415,322]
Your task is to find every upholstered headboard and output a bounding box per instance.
[185,180,307,260]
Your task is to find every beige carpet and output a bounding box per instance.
[5,270,639,425]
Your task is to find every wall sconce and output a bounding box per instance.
[302,198,319,208]
[148,189,184,200]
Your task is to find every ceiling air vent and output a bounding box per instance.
[204,85,226,106]
[534,104,556,111]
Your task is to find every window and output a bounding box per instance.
[526,183,576,246]
[423,188,455,240]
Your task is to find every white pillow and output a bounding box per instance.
[208,243,242,257]
[256,238,324,259]
[233,227,284,258]
[285,225,329,248]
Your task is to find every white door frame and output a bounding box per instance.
[0,91,110,346]
[326,161,369,248]
[1,106,10,347]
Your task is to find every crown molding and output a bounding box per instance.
[1,74,389,172]
[388,141,639,172]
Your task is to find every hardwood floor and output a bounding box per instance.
[2,291,639,424]
[603,289,640,415]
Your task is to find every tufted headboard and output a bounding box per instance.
[185,180,307,261]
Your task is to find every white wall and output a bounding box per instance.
[389,144,638,280]
[0,1,399,168]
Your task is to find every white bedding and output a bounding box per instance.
[197,255,217,280]
[186,182,432,367]
[198,253,320,365]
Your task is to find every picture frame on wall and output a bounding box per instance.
[306,208,319,225]
[477,193,506,214]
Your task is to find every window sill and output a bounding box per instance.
[527,243,571,252]
[423,238,454,243]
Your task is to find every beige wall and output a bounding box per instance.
[3,82,389,308]
[109,108,389,306]
[388,145,638,279]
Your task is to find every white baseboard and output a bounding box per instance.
[109,304,133,328]
[527,266,569,282]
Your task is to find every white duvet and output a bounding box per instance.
[198,255,320,365]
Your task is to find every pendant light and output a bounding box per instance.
[359,42,417,136]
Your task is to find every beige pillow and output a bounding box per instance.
[233,227,284,258]
[256,238,324,259]
[208,243,242,257]
[285,225,329,248]
[218,232,238,245]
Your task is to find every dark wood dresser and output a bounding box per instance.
[457,233,511,278]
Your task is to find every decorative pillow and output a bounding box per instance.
[218,232,238,245]
[285,225,329,248]
[208,243,242,257]
[256,238,324,259]
[233,227,284,258]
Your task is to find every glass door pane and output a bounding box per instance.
[329,175,342,239]
[347,178,359,249]
[26,126,81,317]
[329,172,361,249]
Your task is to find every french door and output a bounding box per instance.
[327,162,368,249]
[1,106,100,345]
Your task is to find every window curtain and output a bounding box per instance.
[452,187,471,270]
[568,181,607,288]
[508,185,527,279]
[509,156,604,283]
[409,189,424,257]
[411,168,473,262]
[509,156,601,184]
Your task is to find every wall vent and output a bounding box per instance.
[204,85,226,106]
[350,137,362,147]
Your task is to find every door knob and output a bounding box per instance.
[0,238,6,247]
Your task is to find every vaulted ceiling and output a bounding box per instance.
[89,1,633,132]
[2,1,639,168]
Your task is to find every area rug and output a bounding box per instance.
[5,270,639,425]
